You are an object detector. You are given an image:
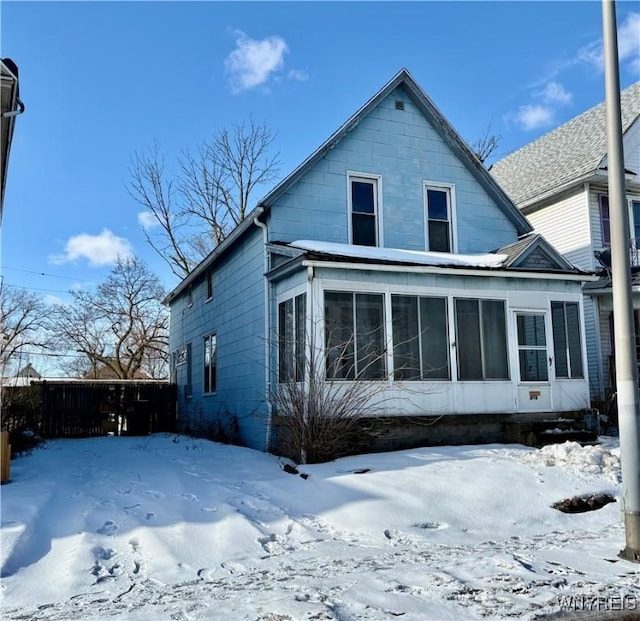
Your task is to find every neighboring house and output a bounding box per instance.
[83,363,151,381]
[1,363,42,388]
[165,69,595,454]
[491,82,640,400]
[0,58,24,222]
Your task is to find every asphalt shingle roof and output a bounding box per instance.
[491,82,640,210]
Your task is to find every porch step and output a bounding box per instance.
[510,412,600,448]
[533,429,599,447]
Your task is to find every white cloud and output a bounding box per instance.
[287,69,309,82]
[225,31,288,93]
[43,294,67,307]
[511,104,555,131]
[137,210,158,230]
[49,229,133,267]
[574,11,640,73]
[618,11,640,72]
[537,80,573,106]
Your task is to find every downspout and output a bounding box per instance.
[253,212,273,452]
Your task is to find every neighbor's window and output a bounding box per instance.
[203,334,217,393]
[350,175,379,247]
[391,295,450,380]
[425,184,453,252]
[455,298,508,380]
[278,293,306,382]
[325,291,385,380]
[599,194,610,247]
[516,313,548,382]
[205,269,213,301]
[551,302,583,379]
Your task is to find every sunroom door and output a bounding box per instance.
[515,312,552,411]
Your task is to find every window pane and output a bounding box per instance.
[420,297,450,379]
[456,299,482,380]
[551,302,569,378]
[186,342,192,397]
[352,213,376,246]
[325,292,355,379]
[351,181,375,214]
[355,294,385,379]
[295,294,306,382]
[517,315,546,347]
[428,220,451,252]
[566,303,583,378]
[278,299,294,382]
[427,189,448,220]
[210,335,217,393]
[600,195,610,246]
[392,296,421,380]
[482,300,509,379]
[519,350,548,382]
[204,335,211,393]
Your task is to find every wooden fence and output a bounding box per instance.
[39,380,177,438]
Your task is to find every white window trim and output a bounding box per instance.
[347,171,383,247]
[203,333,217,395]
[423,181,457,253]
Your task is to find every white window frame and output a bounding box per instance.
[515,311,549,383]
[203,333,217,394]
[347,172,383,247]
[424,181,457,253]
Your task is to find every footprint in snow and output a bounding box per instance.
[201,506,218,513]
[145,512,155,521]
[144,490,164,499]
[198,567,216,582]
[93,546,116,560]
[181,492,199,502]
[221,561,245,575]
[413,521,448,530]
[97,521,118,536]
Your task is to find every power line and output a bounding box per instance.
[1,266,95,283]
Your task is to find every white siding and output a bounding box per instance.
[527,187,593,270]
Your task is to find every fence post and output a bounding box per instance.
[1,431,11,483]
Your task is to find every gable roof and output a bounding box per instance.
[258,68,531,235]
[495,233,583,272]
[491,81,640,211]
[166,69,532,304]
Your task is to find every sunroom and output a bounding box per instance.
[267,239,594,449]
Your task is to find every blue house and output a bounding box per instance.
[165,69,595,456]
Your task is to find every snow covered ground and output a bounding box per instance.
[1,434,638,620]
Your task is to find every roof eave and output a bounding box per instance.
[163,206,265,305]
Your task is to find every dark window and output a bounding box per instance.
[551,302,583,378]
[205,270,213,301]
[325,292,385,380]
[392,295,450,380]
[599,195,610,247]
[350,178,378,247]
[517,314,548,382]
[455,299,508,380]
[185,342,192,397]
[203,334,217,393]
[187,285,194,307]
[278,293,306,382]
[426,186,452,252]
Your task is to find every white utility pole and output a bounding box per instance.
[602,0,640,562]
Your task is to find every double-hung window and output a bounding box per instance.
[391,295,450,380]
[551,302,583,379]
[425,183,454,252]
[205,269,213,301]
[203,334,217,393]
[349,175,379,247]
[455,298,508,380]
[516,313,548,382]
[325,292,386,380]
[278,293,306,382]
[599,194,610,247]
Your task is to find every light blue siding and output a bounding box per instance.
[169,227,268,450]
[268,86,519,252]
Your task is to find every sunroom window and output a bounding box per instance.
[278,294,306,382]
[325,292,385,380]
[391,295,450,380]
[455,298,508,380]
[516,313,548,382]
[551,302,583,379]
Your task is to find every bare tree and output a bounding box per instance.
[49,257,169,379]
[129,120,280,279]
[0,282,51,376]
[471,122,502,165]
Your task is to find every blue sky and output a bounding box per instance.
[1,1,639,372]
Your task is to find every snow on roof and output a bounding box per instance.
[290,240,508,268]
